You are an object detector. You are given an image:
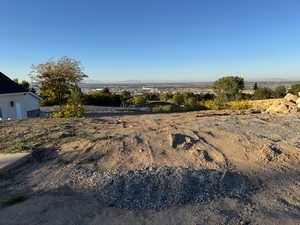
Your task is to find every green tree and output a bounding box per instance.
[132,95,147,105]
[184,96,198,106]
[253,87,273,100]
[172,93,185,105]
[101,87,111,95]
[160,93,173,102]
[13,79,32,92]
[120,90,131,106]
[68,86,83,105]
[213,76,244,101]
[273,86,286,98]
[31,57,87,105]
[288,84,300,96]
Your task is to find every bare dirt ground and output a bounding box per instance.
[1,110,300,225]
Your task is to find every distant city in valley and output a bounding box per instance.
[79,80,300,95]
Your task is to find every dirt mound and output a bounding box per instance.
[266,94,300,114]
[70,167,257,209]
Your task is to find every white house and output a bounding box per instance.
[0,72,41,120]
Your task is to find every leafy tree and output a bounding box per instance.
[120,90,131,106]
[68,86,83,105]
[213,76,244,101]
[288,84,300,96]
[13,79,34,92]
[253,87,273,100]
[184,96,198,106]
[83,91,121,106]
[31,57,87,105]
[131,95,147,105]
[144,93,160,101]
[101,87,111,95]
[159,93,174,102]
[172,93,185,105]
[273,86,286,98]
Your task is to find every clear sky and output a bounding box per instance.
[1,0,300,82]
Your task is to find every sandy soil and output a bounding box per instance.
[0,110,300,225]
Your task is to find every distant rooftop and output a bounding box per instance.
[0,72,26,94]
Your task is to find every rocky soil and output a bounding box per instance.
[1,110,300,225]
[266,93,300,113]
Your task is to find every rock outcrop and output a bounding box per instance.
[266,94,300,114]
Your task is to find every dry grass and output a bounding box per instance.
[239,99,281,110]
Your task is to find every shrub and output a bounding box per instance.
[131,95,148,105]
[171,94,185,105]
[52,104,85,118]
[202,98,229,110]
[288,84,300,96]
[83,91,121,106]
[159,93,174,102]
[253,87,274,100]
[273,86,287,98]
[149,105,179,113]
[227,101,250,110]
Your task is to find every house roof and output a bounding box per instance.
[0,72,27,94]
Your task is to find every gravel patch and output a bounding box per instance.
[70,166,257,209]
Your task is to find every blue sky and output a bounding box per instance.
[1,0,300,82]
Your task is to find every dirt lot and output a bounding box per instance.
[0,110,300,225]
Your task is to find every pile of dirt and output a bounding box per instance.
[266,93,300,114]
[69,167,257,209]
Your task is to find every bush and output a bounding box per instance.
[159,93,174,102]
[171,94,185,105]
[52,104,85,118]
[253,87,274,100]
[202,98,229,110]
[288,84,300,96]
[273,86,287,98]
[149,105,179,113]
[227,101,250,110]
[131,95,148,105]
[83,91,121,106]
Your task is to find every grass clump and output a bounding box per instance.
[202,99,229,110]
[227,101,250,110]
[149,104,206,113]
[80,157,97,164]
[56,157,72,165]
[87,135,113,142]
[13,140,31,153]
